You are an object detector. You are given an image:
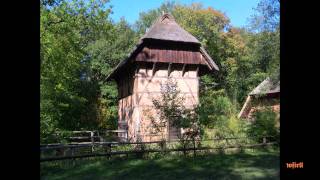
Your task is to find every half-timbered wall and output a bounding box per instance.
[117,62,200,142]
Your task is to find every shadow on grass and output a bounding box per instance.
[41,148,279,180]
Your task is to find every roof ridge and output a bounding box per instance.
[141,13,200,44]
[160,13,175,22]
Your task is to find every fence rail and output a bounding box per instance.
[40,136,277,162]
[40,142,276,162]
[40,136,274,147]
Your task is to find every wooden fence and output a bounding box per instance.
[62,130,128,144]
[40,136,277,162]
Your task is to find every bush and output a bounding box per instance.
[199,89,250,139]
[248,107,279,142]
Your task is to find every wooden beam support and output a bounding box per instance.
[196,65,199,77]
[168,63,172,77]
[134,64,139,76]
[152,62,157,76]
[145,62,148,75]
[182,64,186,77]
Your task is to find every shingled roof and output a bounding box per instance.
[106,13,218,80]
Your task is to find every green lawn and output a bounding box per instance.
[41,147,279,180]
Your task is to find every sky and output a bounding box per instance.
[109,0,260,28]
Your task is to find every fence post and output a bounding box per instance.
[91,131,94,153]
[126,130,128,142]
[109,143,112,159]
[71,147,76,166]
[71,147,74,156]
[193,139,196,158]
[159,139,166,155]
[105,143,111,160]
[97,131,102,142]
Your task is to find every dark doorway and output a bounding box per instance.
[168,123,180,141]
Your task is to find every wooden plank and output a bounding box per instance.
[135,48,204,65]
[186,51,191,63]
[183,51,187,64]
[106,130,128,133]
[68,137,91,140]
[158,49,162,61]
[72,131,95,133]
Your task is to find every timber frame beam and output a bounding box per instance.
[167,63,172,77]
[182,64,187,77]
[134,64,139,75]
[152,62,157,76]
[196,65,199,77]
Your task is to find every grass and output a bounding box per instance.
[41,147,279,180]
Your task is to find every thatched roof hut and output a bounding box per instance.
[238,78,280,119]
[249,78,280,96]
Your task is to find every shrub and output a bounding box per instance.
[198,89,249,139]
[248,107,279,142]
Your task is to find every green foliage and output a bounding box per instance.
[249,0,280,32]
[150,78,200,146]
[41,0,138,143]
[198,89,249,139]
[41,0,111,137]
[198,89,233,128]
[40,0,280,144]
[247,107,280,142]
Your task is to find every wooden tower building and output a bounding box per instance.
[106,13,219,142]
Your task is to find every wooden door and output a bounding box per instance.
[168,123,180,141]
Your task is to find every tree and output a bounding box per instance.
[247,107,279,142]
[149,78,200,154]
[197,89,248,139]
[85,17,138,130]
[40,0,116,142]
[41,0,140,143]
[249,0,280,32]
[247,0,280,79]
